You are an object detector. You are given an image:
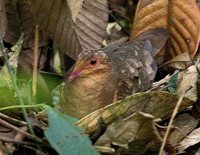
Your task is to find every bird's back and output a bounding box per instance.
[103,28,169,100]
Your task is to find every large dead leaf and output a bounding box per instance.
[95,112,161,154]
[0,0,21,44]
[76,91,194,134]
[30,0,108,60]
[17,0,35,48]
[168,114,198,146]
[15,0,108,72]
[177,127,200,153]
[16,0,58,74]
[95,113,198,154]
[131,0,200,64]
[0,0,7,39]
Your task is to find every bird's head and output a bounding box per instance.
[68,50,111,82]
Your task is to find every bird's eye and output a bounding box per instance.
[90,59,97,65]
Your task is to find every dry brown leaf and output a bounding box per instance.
[76,91,194,134]
[1,1,21,45]
[17,0,36,48]
[16,0,50,73]
[160,52,192,70]
[31,0,108,60]
[0,0,6,38]
[15,0,108,72]
[168,114,198,146]
[94,113,198,154]
[176,65,198,101]
[177,127,200,153]
[131,0,200,64]
[95,112,161,154]
[0,125,27,154]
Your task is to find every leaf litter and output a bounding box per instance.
[0,0,199,155]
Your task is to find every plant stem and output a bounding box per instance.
[158,93,185,155]
[0,104,44,111]
[32,25,39,99]
[0,38,35,138]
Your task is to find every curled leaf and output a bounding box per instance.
[160,52,192,70]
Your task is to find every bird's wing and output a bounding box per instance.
[112,42,157,101]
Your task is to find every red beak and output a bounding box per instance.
[68,70,81,82]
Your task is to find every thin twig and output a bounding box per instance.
[0,112,27,126]
[23,145,46,155]
[158,93,185,155]
[0,118,42,143]
[156,123,196,141]
[109,11,130,36]
[32,25,39,99]
[0,137,36,146]
[0,104,44,111]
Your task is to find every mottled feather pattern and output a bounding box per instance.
[102,40,157,100]
[60,28,169,118]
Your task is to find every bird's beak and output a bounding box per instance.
[68,60,84,82]
[68,70,82,82]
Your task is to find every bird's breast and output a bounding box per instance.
[60,71,114,118]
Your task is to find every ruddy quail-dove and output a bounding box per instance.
[60,28,169,119]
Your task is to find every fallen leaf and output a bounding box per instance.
[132,0,200,64]
[177,127,200,153]
[168,114,198,146]
[76,91,194,134]
[1,1,21,44]
[160,52,192,70]
[176,65,198,101]
[16,0,108,72]
[0,125,28,154]
[95,112,161,154]
[0,0,7,38]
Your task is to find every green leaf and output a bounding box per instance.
[166,71,178,93]
[44,106,99,155]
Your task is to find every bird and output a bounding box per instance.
[60,28,169,119]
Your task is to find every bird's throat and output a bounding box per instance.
[61,71,114,119]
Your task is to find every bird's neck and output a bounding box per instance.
[62,71,114,119]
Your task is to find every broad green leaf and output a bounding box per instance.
[44,106,99,155]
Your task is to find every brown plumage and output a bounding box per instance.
[60,28,169,119]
